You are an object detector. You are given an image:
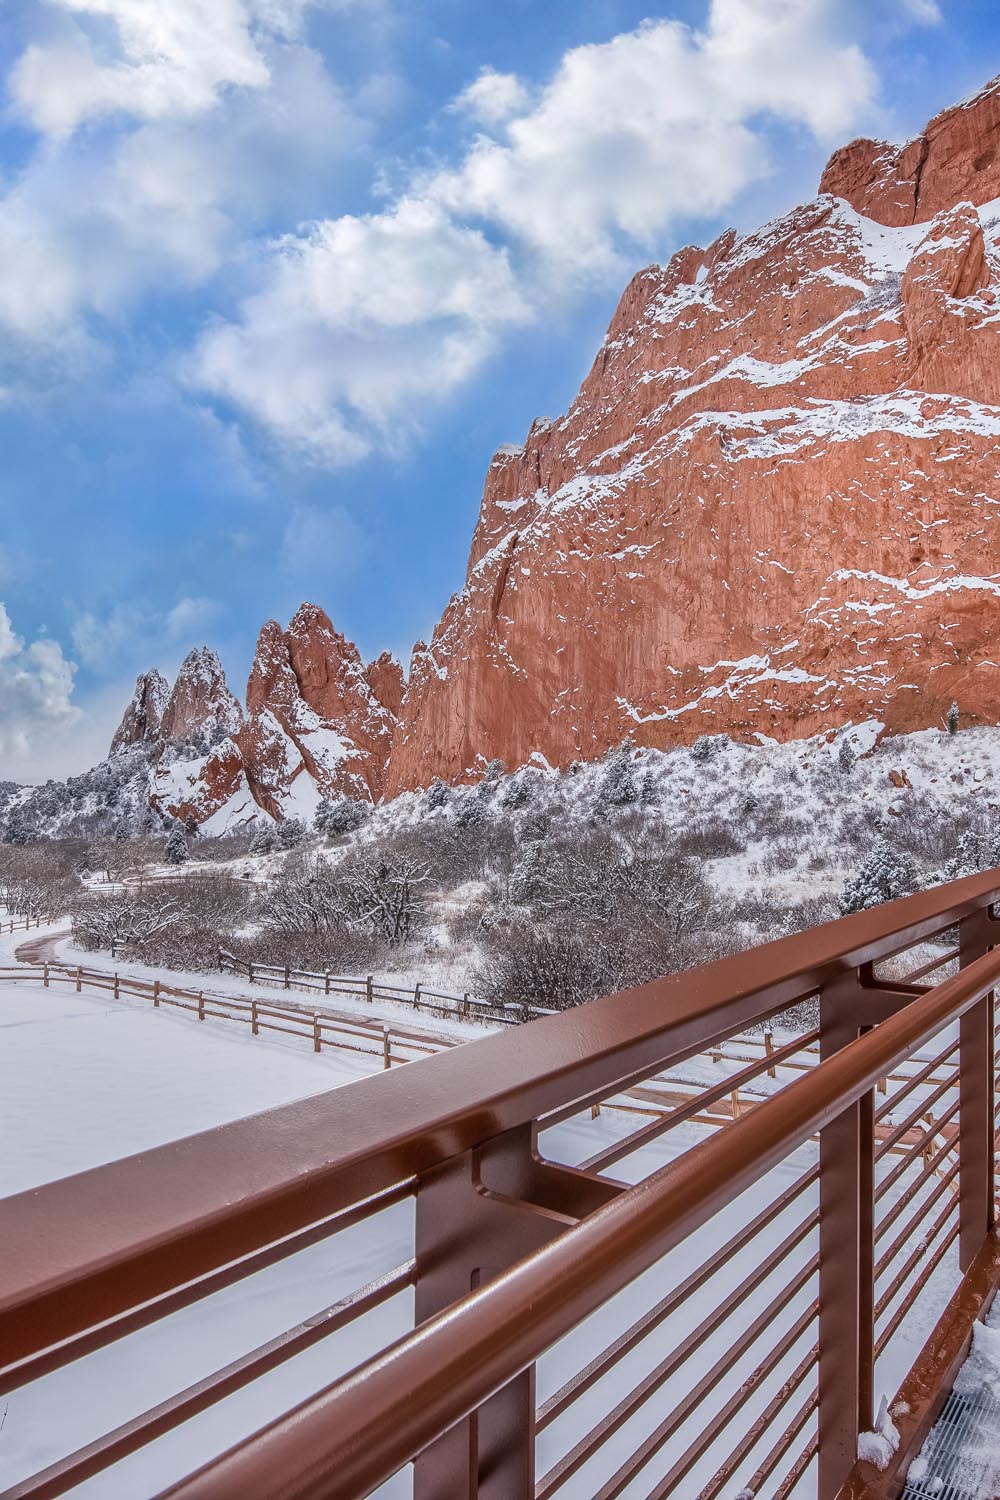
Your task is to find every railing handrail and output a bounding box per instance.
[158,938,1000,1500]
[1,868,996,1378]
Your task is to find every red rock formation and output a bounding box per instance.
[383,74,1000,794]
[158,647,243,746]
[109,670,168,755]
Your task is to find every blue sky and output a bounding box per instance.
[0,0,997,780]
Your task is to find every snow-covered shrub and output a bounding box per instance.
[73,892,183,951]
[454,788,489,829]
[690,734,722,763]
[275,816,307,850]
[595,740,637,811]
[500,771,533,809]
[425,777,450,810]
[314,796,370,838]
[947,700,960,735]
[839,839,919,915]
[164,827,190,865]
[250,826,277,855]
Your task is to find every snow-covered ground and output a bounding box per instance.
[0,940,966,1499]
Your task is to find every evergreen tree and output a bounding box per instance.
[946,701,960,735]
[839,839,918,915]
[184,815,199,838]
[596,741,637,810]
[314,796,369,837]
[425,777,450,810]
[837,738,857,774]
[164,827,189,865]
[249,825,276,856]
[275,817,306,849]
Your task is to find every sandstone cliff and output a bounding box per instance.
[383,75,1000,793]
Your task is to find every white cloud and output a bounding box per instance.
[0,604,80,767]
[193,199,530,461]
[10,0,283,139]
[898,0,942,22]
[164,596,223,637]
[72,597,224,671]
[192,0,884,453]
[451,67,529,127]
[279,504,367,573]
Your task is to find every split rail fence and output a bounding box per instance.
[217,947,539,1025]
[0,961,455,1070]
[2,873,1000,1499]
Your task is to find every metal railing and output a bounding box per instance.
[2,871,1000,1500]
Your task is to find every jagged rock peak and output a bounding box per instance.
[159,646,243,747]
[110,669,169,756]
[820,72,1000,226]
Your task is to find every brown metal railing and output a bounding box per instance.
[2,870,1000,1499]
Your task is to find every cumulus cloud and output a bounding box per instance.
[194,199,530,462]
[450,67,530,127]
[0,604,80,765]
[0,9,359,345]
[191,0,885,452]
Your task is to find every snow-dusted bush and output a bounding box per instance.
[314,796,370,838]
[947,701,960,735]
[250,826,277,855]
[839,840,919,915]
[425,777,450,810]
[275,817,307,850]
[595,741,637,811]
[500,771,533,809]
[164,827,190,864]
[73,892,183,951]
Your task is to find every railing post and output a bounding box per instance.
[313,1015,321,1053]
[414,982,421,1011]
[284,965,290,991]
[958,910,996,1270]
[325,971,331,997]
[412,1123,619,1500]
[367,974,374,1004]
[818,973,874,1500]
[43,963,49,989]
[113,973,120,1001]
[153,980,160,1008]
[75,965,81,993]
[251,1000,258,1035]
[198,991,205,1021]
[382,1026,390,1069]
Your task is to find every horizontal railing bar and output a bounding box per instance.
[875,1196,959,1323]
[587,1265,817,1500]
[873,1070,960,1161]
[873,1038,960,1124]
[875,1159,960,1284]
[536,1165,818,1430]
[645,1303,817,1500]
[875,1220,960,1357]
[536,1221,816,1495]
[898,945,961,984]
[0,1181,414,1395]
[741,1390,818,1499]
[874,1140,960,1251]
[576,1028,819,1173]
[773,1433,819,1500]
[697,1344,818,1499]
[152,937,1000,1500]
[5,1263,415,1500]
[874,1097,961,1201]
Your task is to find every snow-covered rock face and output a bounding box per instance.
[158,647,243,747]
[109,670,169,755]
[384,74,1000,794]
[137,609,404,827]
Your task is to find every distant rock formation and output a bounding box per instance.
[109,670,169,754]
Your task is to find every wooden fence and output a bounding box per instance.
[0,913,47,935]
[0,962,455,1071]
[216,948,540,1027]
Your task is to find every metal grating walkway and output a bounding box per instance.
[902,1384,1000,1500]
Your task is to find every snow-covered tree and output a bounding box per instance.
[454,787,489,829]
[501,771,533,809]
[596,740,637,811]
[164,827,189,865]
[837,738,857,774]
[946,701,960,735]
[249,825,276,856]
[275,817,306,850]
[314,796,369,838]
[425,777,450,810]
[839,839,918,915]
